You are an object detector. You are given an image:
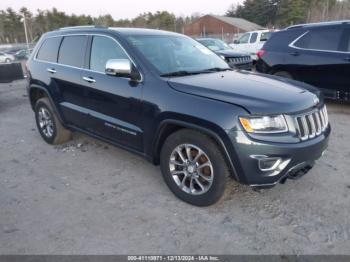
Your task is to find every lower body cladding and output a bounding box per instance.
[227,127,331,189]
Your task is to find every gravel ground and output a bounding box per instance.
[0,80,350,255]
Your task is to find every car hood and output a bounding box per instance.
[215,49,249,57]
[167,71,321,114]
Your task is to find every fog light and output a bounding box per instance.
[258,157,282,171]
[250,155,290,173]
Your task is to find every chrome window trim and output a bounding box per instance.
[289,31,350,54]
[34,33,144,83]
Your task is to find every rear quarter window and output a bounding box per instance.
[36,37,62,62]
[294,27,343,52]
[263,29,305,52]
[58,35,88,68]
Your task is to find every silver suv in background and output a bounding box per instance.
[230,30,274,61]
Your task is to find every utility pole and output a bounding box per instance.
[22,12,29,50]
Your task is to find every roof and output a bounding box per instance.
[209,15,265,32]
[55,26,181,36]
[287,20,350,30]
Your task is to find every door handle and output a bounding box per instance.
[82,76,96,83]
[47,68,56,74]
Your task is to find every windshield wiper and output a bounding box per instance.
[201,67,232,72]
[161,68,231,77]
[160,71,201,77]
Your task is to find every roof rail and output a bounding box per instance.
[59,25,107,30]
[287,20,350,30]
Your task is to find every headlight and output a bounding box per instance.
[239,115,288,134]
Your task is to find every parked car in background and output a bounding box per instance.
[230,30,273,62]
[197,38,252,70]
[14,49,32,60]
[256,21,350,101]
[0,52,15,63]
[27,26,330,206]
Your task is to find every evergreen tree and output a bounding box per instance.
[277,0,308,26]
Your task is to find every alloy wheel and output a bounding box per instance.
[38,107,54,138]
[169,144,214,195]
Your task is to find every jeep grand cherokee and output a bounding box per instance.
[26,26,331,206]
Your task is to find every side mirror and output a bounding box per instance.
[105,59,132,78]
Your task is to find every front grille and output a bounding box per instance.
[294,106,329,141]
[227,56,251,64]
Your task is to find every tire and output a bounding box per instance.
[273,71,293,79]
[160,129,230,206]
[34,98,72,144]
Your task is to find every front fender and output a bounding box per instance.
[151,117,243,182]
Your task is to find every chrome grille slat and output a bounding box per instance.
[315,112,322,135]
[307,114,316,138]
[294,106,328,141]
[323,106,329,126]
[228,56,251,64]
[300,116,309,140]
[319,110,325,131]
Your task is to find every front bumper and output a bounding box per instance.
[227,126,331,186]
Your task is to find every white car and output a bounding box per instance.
[0,52,15,63]
[229,30,274,61]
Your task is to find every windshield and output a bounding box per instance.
[198,39,231,51]
[127,35,230,76]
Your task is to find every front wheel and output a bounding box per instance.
[160,129,229,206]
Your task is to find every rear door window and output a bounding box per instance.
[250,33,258,43]
[58,35,88,68]
[294,27,343,52]
[36,37,62,62]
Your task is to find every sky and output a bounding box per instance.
[0,0,244,19]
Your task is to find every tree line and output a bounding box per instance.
[227,0,350,28]
[0,7,199,44]
[1,1,349,44]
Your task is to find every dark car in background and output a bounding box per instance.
[14,49,32,60]
[26,26,330,206]
[256,21,350,101]
[197,38,253,70]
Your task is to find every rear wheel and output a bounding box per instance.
[160,129,229,206]
[273,71,293,79]
[35,98,72,144]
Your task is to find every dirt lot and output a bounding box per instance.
[1,80,350,255]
